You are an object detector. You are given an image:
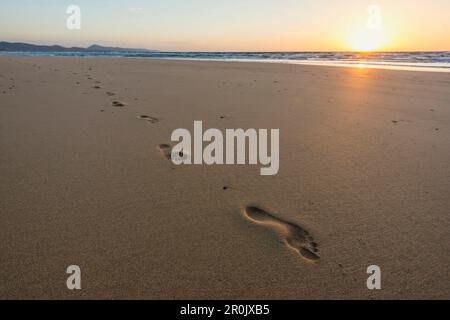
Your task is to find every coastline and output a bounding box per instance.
[153,56,450,73]
[1,51,450,73]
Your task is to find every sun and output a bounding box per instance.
[350,28,386,52]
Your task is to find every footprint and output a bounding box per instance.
[243,206,320,262]
[112,101,125,107]
[158,144,172,160]
[138,115,159,123]
[157,144,190,161]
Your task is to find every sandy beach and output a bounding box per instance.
[0,56,449,299]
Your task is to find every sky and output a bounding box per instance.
[0,0,449,51]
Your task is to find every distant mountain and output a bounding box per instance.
[0,41,157,53]
[85,44,157,53]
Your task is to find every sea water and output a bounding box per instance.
[1,51,449,72]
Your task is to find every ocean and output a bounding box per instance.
[1,51,450,72]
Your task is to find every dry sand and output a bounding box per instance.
[0,56,449,299]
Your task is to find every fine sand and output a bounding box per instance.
[0,56,449,299]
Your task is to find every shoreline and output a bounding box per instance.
[1,52,449,73]
[156,57,450,73]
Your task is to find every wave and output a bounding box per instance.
[1,51,449,72]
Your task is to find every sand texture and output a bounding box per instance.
[0,57,449,299]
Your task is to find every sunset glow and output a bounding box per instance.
[0,1,449,51]
[349,28,387,52]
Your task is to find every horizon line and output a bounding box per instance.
[1,41,449,53]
